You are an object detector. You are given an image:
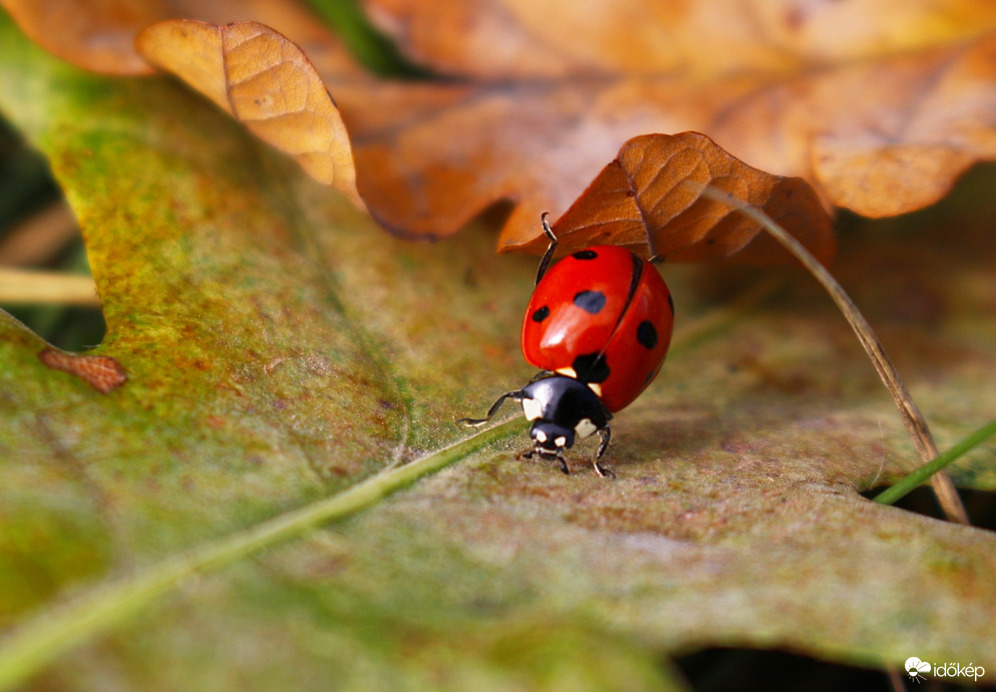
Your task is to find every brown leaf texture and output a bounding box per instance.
[0,0,164,74]
[0,0,365,79]
[356,0,996,247]
[513,132,834,264]
[136,20,363,208]
[5,0,996,251]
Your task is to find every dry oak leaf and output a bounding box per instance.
[355,0,996,247]
[135,19,363,208]
[0,0,164,74]
[6,1,995,251]
[516,132,835,265]
[0,0,366,80]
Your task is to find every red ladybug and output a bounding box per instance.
[460,215,674,476]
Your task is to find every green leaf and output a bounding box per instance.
[2,11,996,690]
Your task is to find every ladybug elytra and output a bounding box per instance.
[459,215,674,477]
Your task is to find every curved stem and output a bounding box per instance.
[694,183,969,524]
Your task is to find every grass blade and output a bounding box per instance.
[874,418,996,506]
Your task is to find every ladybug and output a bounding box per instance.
[459,214,674,477]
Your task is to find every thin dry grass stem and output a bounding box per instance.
[0,268,99,306]
[0,202,78,266]
[693,183,969,525]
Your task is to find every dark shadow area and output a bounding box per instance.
[861,486,996,532]
[0,115,106,351]
[676,647,983,691]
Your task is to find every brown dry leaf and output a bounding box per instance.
[137,19,363,208]
[5,0,996,253]
[356,0,996,249]
[0,0,365,79]
[514,132,834,264]
[365,0,996,78]
[0,0,368,204]
[0,0,164,74]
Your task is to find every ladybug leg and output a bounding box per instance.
[557,452,571,475]
[593,427,615,478]
[516,445,572,475]
[592,460,616,479]
[595,426,611,459]
[538,446,571,474]
[534,212,559,285]
[456,390,525,427]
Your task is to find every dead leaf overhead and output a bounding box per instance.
[0,0,366,79]
[136,20,363,209]
[4,0,996,251]
[511,132,835,265]
[0,0,163,75]
[356,0,996,248]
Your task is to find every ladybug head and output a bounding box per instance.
[529,420,576,455]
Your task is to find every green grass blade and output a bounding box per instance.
[874,418,996,506]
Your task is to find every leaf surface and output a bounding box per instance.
[2,10,996,690]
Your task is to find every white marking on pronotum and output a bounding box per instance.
[522,397,543,421]
[575,418,597,439]
[556,366,577,378]
[535,429,548,443]
[554,436,567,447]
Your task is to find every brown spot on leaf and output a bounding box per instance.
[37,348,127,394]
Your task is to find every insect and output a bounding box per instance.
[459,214,674,477]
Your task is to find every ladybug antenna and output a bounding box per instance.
[535,212,559,285]
[456,389,525,427]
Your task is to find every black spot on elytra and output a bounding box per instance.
[636,320,658,349]
[573,290,606,314]
[531,305,550,322]
[573,353,610,383]
[572,250,598,260]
